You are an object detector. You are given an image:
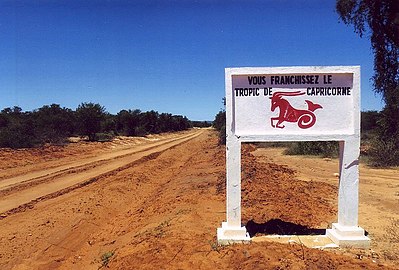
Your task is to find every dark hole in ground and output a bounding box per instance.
[246,219,326,237]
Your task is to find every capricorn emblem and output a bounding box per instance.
[270,91,323,129]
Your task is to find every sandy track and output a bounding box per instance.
[0,129,203,214]
[0,130,396,269]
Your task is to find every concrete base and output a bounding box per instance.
[217,222,250,245]
[326,223,370,248]
[252,235,338,249]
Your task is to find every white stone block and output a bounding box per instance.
[326,223,370,248]
[217,222,250,245]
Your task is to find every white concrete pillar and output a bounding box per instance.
[326,137,370,248]
[217,135,250,244]
[226,135,242,227]
[338,138,359,226]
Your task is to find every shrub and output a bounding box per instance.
[284,141,339,158]
[32,104,75,144]
[0,108,41,148]
[368,137,399,167]
[255,142,292,148]
[95,132,115,142]
[213,110,226,145]
[0,124,40,148]
[213,110,225,131]
[218,125,226,145]
[134,126,147,137]
[76,103,106,141]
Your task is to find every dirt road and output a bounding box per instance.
[0,129,397,269]
[0,130,203,214]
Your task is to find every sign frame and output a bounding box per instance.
[217,66,370,247]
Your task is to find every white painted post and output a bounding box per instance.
[217,68,250,244]
[326,136,370,248]
[339,138,360,227]
[326,67,370,247]
[226,135,242,227]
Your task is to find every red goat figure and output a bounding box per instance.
[270,91,323,129]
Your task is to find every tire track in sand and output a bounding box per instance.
[0,130,203,215]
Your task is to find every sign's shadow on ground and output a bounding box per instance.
[245,219,326,237]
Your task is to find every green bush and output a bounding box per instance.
[0,125,40,148]
[255,142,293,148]
[213,110,225,132]
[134,126,147,137]
[0,107,41,148]
[368,137,399,167]
[76,103,106,141]
[0,104,193,148]
[95,132,115,142]
[32,104,75,144]
[284,141,339,158]
[213,110,226,145]
[218,125,226,145]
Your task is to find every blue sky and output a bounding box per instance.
[0,0,384,120]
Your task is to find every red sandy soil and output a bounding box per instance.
[0,129,397,269]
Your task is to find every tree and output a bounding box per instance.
[336,0,399,165]
[115,109,141,136]
[361,110,380,133]
[32,104,75,143]
[75,102,106,141]
[213,110,225,132]
[191,121,212,128]
[158,113,173,133]
[170,115,191,131]
[213,110,226,145]
[0,107,39,148]
[140,110,160,134]
[102,113,116,133]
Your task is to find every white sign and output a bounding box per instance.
[232,73,355,136]
[217,66,370,248]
